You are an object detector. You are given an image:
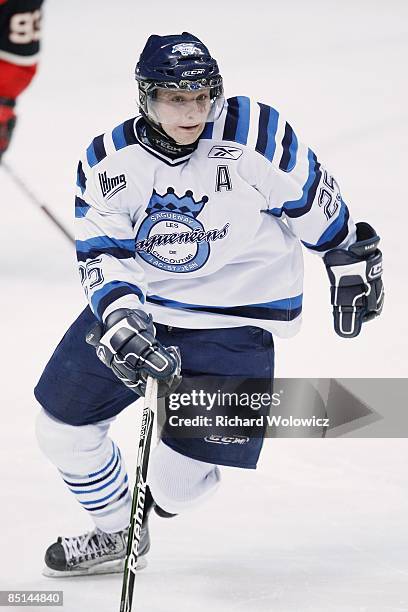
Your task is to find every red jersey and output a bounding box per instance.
[0,0,43,99]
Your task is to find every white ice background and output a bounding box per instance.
[1,1,408,610]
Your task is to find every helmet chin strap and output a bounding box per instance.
[141,112,199,157]
[145,115,176,142]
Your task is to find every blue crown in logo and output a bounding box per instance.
[146,187,209,219]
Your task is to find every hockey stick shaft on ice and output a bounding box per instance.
[120,376,158,612]
[2,160,75,245]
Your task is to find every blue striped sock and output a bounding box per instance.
[59,440,131,532]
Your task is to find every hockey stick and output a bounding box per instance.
[2,160,75,245]
[120,376,158,612]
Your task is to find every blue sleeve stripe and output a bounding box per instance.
[112,117,138,150]
[93,134,107,163]
[75,196,91,218]
[76,161,87,194]
[112,123,127,150]
[75,236,135,253]
[86,134,106,167]
[201,121,214,139]
[92,281,145,320]
[302,203,350,252]
[76,247,134,262]
[279,122,298,172]
[256,103,279,162]
[75,206,89,219]
[283,149,322,218]
[147,293,302,322]
[86,142,98,168]
[76,236,135,262]
[76,236,135,253]
[234,96,250,145]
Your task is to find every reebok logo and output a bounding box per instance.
[208,146,243,160]
[98,171,127,199]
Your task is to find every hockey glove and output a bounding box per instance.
[86,308,181,397]
[0,98,16,161]
[324,222,384,338]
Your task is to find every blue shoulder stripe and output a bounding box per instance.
[112,123,127,150]
[235,96,250,145]
[283,149,322,218]
[112,118,138,151]
[279,122,298,172]
[123,118,138,145]
[222,97,250,145]
[302,202,350,252]
[223,97,239,141]
[201,121,214,139]
[256,103,279,162]
[86,134,107,168]
[76,236,135,262]
[91,281,145,321]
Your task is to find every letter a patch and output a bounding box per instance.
[215,165,232,192]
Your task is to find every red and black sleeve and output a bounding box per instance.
[0,0,43,99]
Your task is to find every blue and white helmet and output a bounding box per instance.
[135,32,224,129]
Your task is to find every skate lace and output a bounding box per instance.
[62,528,122,565]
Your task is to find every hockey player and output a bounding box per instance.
[34,32,384,576]
[0,0,43,160]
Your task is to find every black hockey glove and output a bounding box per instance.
[0,98,16,161]
[86,308,181,398]
[324,222,384,338]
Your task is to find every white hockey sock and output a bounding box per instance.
[147,441,221,514]
[36,409,131,533]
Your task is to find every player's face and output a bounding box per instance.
[153,89,211,145]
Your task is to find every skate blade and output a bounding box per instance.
[42,556,147,578]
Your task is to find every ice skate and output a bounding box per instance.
[43,525,149,577]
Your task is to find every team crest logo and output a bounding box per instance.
[172,43,204,57]
[135,187,230,273]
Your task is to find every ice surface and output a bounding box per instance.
[1,1,407,610]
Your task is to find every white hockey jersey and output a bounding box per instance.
[75,96,356,338]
